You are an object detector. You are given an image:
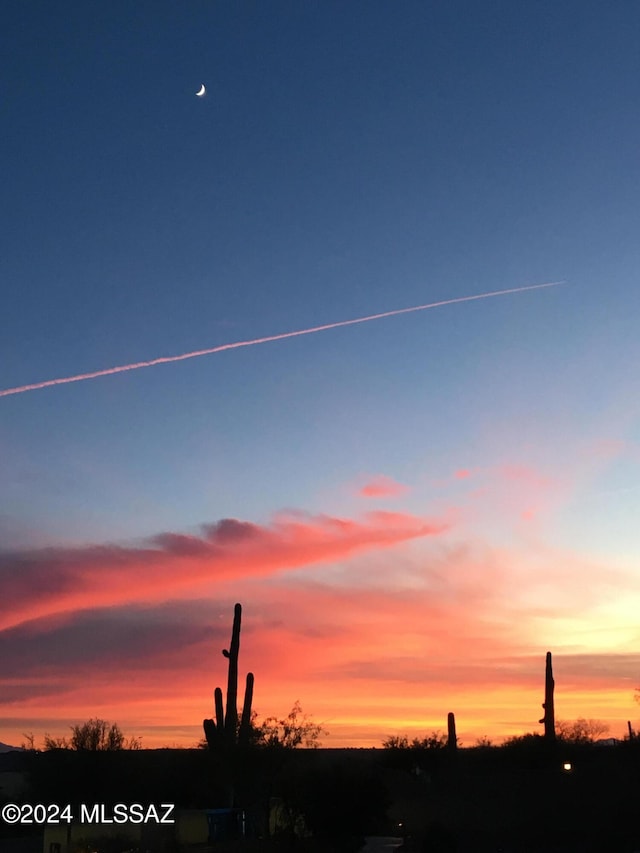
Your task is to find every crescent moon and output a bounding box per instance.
[196,84,206,97]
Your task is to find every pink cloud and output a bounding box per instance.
[0,509,448,631]
[358,476,408,498]
[454,469,473,480]
[499,464,555,489]
[586,438,629,460]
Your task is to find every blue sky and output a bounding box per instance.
[1,1,639,746]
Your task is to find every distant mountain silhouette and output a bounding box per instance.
[0,741,23,752]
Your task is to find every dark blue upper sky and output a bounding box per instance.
[1,0,639,545]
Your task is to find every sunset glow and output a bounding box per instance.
[2,2,639,752]
[2,453,639,748]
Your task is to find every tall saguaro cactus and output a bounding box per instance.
[203,603,254,750]
[223,603,242,742]
[538,651,556,742]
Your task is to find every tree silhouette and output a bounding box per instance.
[43,718,141,750]
[256,700,327,748]
[556,718,610,743]
[382,732,447,750]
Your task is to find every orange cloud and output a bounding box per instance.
[2,569,638,748]
[4,567,638,748]
[358,476,409,498]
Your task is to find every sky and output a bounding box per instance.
[1,0,639,749]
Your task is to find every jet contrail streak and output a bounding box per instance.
[0,280,564,398]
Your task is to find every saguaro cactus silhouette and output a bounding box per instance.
[538,651,556,742]
[203,603,255,749]
[447,712,457,751]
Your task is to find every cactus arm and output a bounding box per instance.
[215,687,225,732]
[203,718,217,748]
[239,672,255,746]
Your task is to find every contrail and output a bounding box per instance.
[0,280,564,398]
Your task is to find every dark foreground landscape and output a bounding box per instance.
[2,739,640,853]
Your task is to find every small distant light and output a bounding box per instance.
[562,761,572,772]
